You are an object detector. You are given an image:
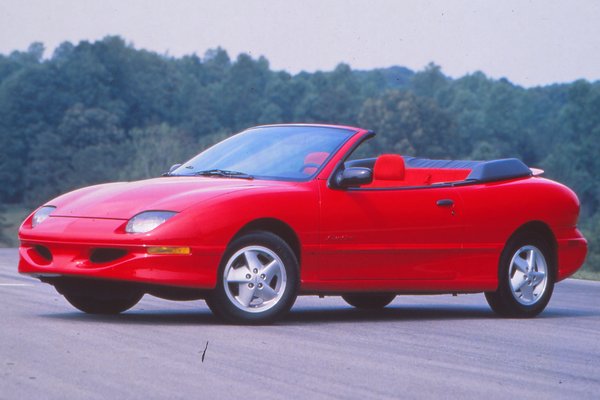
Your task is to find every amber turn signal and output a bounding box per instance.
[147,246,191,255]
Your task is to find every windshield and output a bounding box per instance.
[171,126,356,180]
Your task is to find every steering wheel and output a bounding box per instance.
[300,163,321,172]
[300,163,320,173]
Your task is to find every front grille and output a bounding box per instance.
[90,248,127,264]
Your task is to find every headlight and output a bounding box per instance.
[32,206,56,228]
[126,211,177,233]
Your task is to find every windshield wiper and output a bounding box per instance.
[193,169,254,180]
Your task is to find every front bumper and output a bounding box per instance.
[18,216,222,288]
[19,241,220,288]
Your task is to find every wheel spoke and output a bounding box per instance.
[257,285,278,302]
[527,250,536,270]
[519,282,534,302]
[529,270,546,282]
[512,275,528,291]
[513,257,529,273]
[237,284,256,307]
[244,250,263,272]
[261,260,280,282]
[226,267,251,283]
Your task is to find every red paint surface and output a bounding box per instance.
[18,125,587,294]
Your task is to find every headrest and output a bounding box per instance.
[304,152,329,165]
[373,154,405,180]
[303,152,330,175]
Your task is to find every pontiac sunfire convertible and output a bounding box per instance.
[19,124,588,323]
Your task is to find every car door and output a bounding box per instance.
[318,180,464,281]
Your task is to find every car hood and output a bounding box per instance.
[50,177,267,219]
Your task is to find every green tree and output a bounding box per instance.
[24,104,127,204]
[358,90,457,158]
[126,124,197,180]
[295,63,362,125]
[1,36,599,273]
[220,54,271,130]
[410,62,449,99]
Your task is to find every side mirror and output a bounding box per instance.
[335,167,373,188]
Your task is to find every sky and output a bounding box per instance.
[1,0,599,87]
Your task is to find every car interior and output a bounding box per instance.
[344,154,532,187]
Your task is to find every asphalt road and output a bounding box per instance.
[1,248,599,399]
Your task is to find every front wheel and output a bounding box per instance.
[206,231,299,324]
[62,290,143,315]
[342,293,396,309]
[485,232,555,318]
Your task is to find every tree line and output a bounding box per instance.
[0,36,598,272]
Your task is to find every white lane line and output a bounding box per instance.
[0,283,34,286]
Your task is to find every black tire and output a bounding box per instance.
[205,231,299,324]
[63,291,143,315]
[485,231,555,318]
[54,278,143,314]
[342,293,396,309]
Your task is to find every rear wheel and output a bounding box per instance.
[206,231,299,324]
[342,293,396,309]
[485,232,554,318]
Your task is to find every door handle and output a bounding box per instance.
[436,199,454,207]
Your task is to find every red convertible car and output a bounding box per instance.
[19,124,587,323]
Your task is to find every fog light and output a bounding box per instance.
[147,246,191,255]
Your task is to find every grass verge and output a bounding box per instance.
[573,269,600,281]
